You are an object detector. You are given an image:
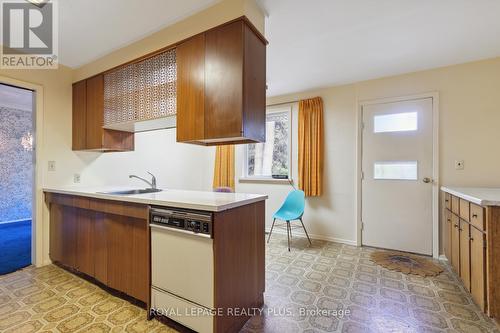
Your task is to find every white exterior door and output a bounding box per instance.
[361,98,434,255]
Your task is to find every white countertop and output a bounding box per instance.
[441,186,500,206]
[43,186,268,212]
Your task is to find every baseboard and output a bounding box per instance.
[266,228,357,247]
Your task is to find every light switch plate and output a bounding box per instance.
[48,161,56,171]
[455,160,464,170]
[74,174,81,183]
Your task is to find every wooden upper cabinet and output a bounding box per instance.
[72,74,134,152]
[176,33,206,142]
[177,18,267,145]
[72,81,87,150]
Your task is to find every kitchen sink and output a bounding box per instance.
[99,188,162,195]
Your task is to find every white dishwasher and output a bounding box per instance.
[150,207,214,333]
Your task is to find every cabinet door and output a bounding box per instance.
[451,214,460,274]
[106,214,149,303]
[86,75,105,150]
[443,209,452,260]
[93,212,108,284]
[49,204,64,263]
[470,227,486,311]
[72,81,87,150]
[75,208,94,277]
[177,33,206,142]
[459,220,471,291]
[205,21,244,139]
[49,205,77,268]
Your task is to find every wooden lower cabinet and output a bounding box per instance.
[443,209,452,261]
[46,193,149,305]
[450,213,461,274]
[470,226,486,311]
[459,220,470,291]
[442,191,492,320]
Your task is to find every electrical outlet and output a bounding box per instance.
[48,161,56,171]
[455,160,464,170]
[74,174,81,183]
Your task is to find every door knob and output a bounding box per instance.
[423,177,432,183]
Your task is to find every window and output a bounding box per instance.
[373,161,418,180]
[245,108,291,179]
[373,112,418,133]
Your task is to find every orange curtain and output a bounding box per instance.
[213,145,235,191]
[298,97,324,197]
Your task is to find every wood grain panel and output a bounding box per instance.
[86,74,105,150]
[176,33,205,142]
[102,129,134,152]
[459,220,471,291]
[470,226,486,311]
[444,193,451,210]
[213,201,265,332]
[93,212,108,284]
[205,20,244,140]
[451,213,460,274]
[72,80,87,150]
[451,196,460,215]
[75,208,94,277]
[242,22,266,143]
[443,209,452,261]
[460,199,470,222]
[486,206,500,319]
[470,204,485,231]
[49,203,64,263]
[89,198,148,219]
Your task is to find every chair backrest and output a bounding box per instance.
[280,190,305,215]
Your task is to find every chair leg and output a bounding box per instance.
[286,221,291,251]
[299,218,312,245]
[267,218,276,243]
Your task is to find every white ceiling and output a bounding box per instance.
[261,0,500,96]
[0,84,33,111]
[59,0,219,68]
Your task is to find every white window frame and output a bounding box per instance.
[240,106,292,183]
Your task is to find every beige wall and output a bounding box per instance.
[231,57,500,248]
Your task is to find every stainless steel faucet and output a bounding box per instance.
[129,172,157,189]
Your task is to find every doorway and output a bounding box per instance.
[360,95,438,256]
[0,83,35,274]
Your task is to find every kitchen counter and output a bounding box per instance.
[43,186,268,212]
[441,186,500,206]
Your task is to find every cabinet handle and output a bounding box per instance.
[454,224,458,228]
[470,237,474,241]
[472,214,478,218]
[445,199,449,202]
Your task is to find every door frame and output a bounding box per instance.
[0,75,45,267]
[355,92,440,258]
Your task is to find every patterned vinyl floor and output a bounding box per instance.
[1,233,499,333]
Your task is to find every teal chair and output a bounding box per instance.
[268,190,312,251]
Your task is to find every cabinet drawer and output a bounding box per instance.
[470,204,485,231]
[451,196,460,215]
[444,193,451,210]
[152,287,213,333]
[459,199,470,222]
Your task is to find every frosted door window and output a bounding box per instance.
[374,112,417,133]
[374,161,418,180]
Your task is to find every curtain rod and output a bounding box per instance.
[266,100,299,107]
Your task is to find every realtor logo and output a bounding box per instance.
[1,0,58,69]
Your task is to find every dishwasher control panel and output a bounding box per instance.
[150,207,213,237]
